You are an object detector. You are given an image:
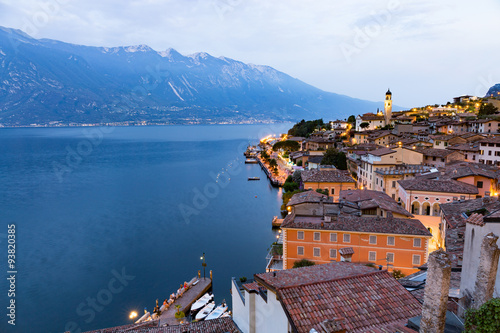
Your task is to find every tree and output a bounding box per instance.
[293,259,315,268]
[174,304,185,319]
[260,150,269,161]
[465,298,500,332]
[478,103,499,116]
[288,119,325,137]
[281,189,302,210]
[273,140,300,152]
[292,170,302,184]
[347,115,356,124]
[321,148,347,170]
[296,160,303,166]
[360,122,370,129]
[316,189,328,195]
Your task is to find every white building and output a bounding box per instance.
[478,137,500,166]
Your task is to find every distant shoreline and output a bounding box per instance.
[0,120,292,129]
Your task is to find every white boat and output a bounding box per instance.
[221,310,231,318]
[191,292,213,312]
[205,302,228,321]
[195,301,215,321]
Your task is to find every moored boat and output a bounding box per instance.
[195,301,215,321]
[248,177,260,181]
[191,292,213,312]
[205,302,228,321]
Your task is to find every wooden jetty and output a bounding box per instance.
[158,277,212,326]
[257,159,284,187]
[272,216,284,227]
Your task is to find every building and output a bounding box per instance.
[429,134,466,149]
[468,118,500,134]
[460,209,500,304]
[478,136,500,165]
[384,89,392,125]
[301,169,356,201]
[417,148,464,168]
[357,147,423,190]
[281,208,431,274]
[374,165,433,200]
[439,196,500,272]
[366,130,398,146]
[447,143,480,163]
[339,189,413,218]
[303,137,334,151]
[231,262,422,333]
[398,178,479,251]
[355,113,386,132]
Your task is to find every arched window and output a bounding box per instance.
[412,201,420,215]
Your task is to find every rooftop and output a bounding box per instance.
[287,190,333,207]
[339,189,413,218]
[374,165,432,176]
[83,317,240,333]
[278,270,421,333]
[398,178,478,194]
[255,261,377,290]
[281,214,431,237]
[415,147,457,158]
[368,147,396,156]
[301,169,356,183]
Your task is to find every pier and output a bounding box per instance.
[158,277,212,326]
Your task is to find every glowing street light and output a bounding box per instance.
[200,252,207,279]
[129,311,138,320]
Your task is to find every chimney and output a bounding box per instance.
[419,249,451,333]
[472,233,500,310]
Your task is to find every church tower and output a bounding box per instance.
[384,89,392,126]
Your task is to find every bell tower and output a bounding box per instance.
[384,89,392,126]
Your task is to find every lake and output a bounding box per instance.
[0,124,290,333]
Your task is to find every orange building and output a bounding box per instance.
[301,169,356,201]
[281,213,431,275]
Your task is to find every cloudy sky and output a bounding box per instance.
[1,0,499,107]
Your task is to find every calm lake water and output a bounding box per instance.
[0,124,290,333]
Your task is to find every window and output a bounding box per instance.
[369,235,377,244]
[477,181,483,189]
[331,188,335,195]
[330,233,337,242]
[412,255,421,266]
[433,157,436,161]
[297,246,304,255]
[343,234,351,243]
[330,249,337,258]
[314,232,321,241]
[369,251,376,261]
[313,247,320,257]
[386,253,394,263]
[489,151,492,156]
[387,236,395,246]
[414,238,421,247]
[297,231,304,240]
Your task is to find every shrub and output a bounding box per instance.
[465,298,500,332]
[293,259,315,268]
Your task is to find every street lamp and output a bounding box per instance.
[200,252,207,279]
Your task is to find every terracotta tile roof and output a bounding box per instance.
[287,190,333,207]
[255,262,377,290]
[415,147,457,158]
[84,318,240,333]
[467,213,485,226]
[447,143,480,152]
[339,189,413,218]
[281,214,431,237]
[443,161,500,179]
[278,270,422,333]
[360,114,385,121]
[242,282,265,293]
[478,136,500,144]
[83,321,159,333]
[397,178,478,194]
[302,169,356,183]
[440,196,500,228]
[368,148,396,156]
[308,156,324,164]
[368,131,395,140]
[339,247,354,255]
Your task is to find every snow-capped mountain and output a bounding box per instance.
[0,26,384,126]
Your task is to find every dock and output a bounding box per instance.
[158,277,212,326]
[272,216,284,227]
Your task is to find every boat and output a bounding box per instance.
[205,302,228,321]
[195,301,215,321]
[245,158,258,164]
[248,177,260,181]
[191,292,213,312]
[221,310,231,318]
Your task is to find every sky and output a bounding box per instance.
[1,0,499,108]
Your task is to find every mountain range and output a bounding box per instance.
[0,26,389,126]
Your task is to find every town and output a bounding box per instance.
[83,90,500,333]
